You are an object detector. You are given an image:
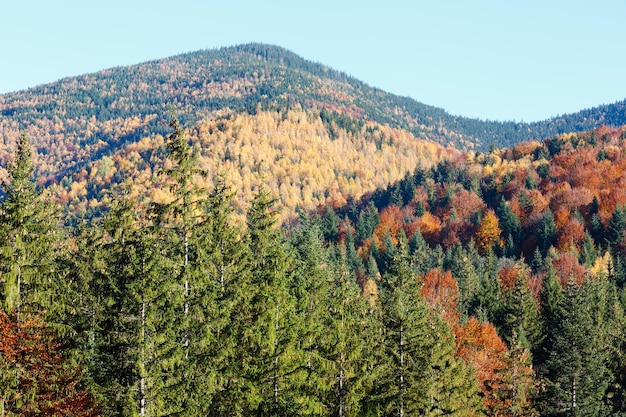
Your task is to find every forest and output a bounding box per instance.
[1,107,626,416]
[2,43,626,167]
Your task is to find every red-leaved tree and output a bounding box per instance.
[0,311,99,416]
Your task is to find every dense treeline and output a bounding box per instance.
[1,107,449,221]
[1,120,626,415]
[0,122,474,416]
[317,125,626,415]
[2,43,626,201]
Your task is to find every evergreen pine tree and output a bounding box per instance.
[374,239,483,416]
[423,317,484,417]
[500,266,543,355]
[356,203,379,245]
[608,206,626,248]
[149,113,219,415]
[376,239,432,416]
[580,231,598,267]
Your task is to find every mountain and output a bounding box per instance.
[1,43,625,218]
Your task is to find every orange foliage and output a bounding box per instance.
[417,211,443,246]
[553,207,570,230]
[556,217,585,252]
[454,318,508,413]
[475,209,502,255]
[373,205,403,246]
[420,268,460,325]
[512,141,542,160]
[549,184,594,215]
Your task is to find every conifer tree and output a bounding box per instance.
[422,313,484,417]
[201,174,254,416]
[580,231,598,267]
[149,113,218,415]
[76,192,178,417]
[500,266,542,354]
[536,262,562,365]
[540,281,611,416]
[375,238,473,416]
[376,239,430,416]
[291,221,337,411]
[537,209,557,257]
[444,243,480,318]
[608,206,626,248]
[0,132,61,318]
[226,187,304,415]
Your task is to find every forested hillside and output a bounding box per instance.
[316,125,626,415]
[2,44,626,220]
[2,115,625,415]
[42,107,449,221]
[2,42,626,416]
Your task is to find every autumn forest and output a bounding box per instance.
[1,44,626,416]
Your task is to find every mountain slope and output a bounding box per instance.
[2,43,625,155]
[1,43,625,218]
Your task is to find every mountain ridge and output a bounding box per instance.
[3,43,626,150]
[1,43,626,219]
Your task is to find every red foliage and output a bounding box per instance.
[440,218,475,249]
[510,189,549,227]
[551,251,587,286]
[373,205,403,245]
[448,189,486,221]
[528,272,545,301]
[402,220,420,242]
[0,312,99,416]
[498,263,523,290]
[417,211,443,246]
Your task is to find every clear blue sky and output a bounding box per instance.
[2,0,625,122]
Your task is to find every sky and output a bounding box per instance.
[1,0,625,122]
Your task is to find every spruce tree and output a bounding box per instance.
[226,188,305,415]
[540,281,611,416]
[330,249,380,417]
[202,174,253,416]
[85,196,166,416]
[376,240,439,416]
[422,316,484,417]
[497,197,521,244]
[500,268,542,354]
[608,206,626,248]
[287,220,334,415]
[0,132,61,319]
[149,113,219,415]
[537,208,557,257]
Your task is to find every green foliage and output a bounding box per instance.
[539,281,611,416]
[0,132,62,318]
